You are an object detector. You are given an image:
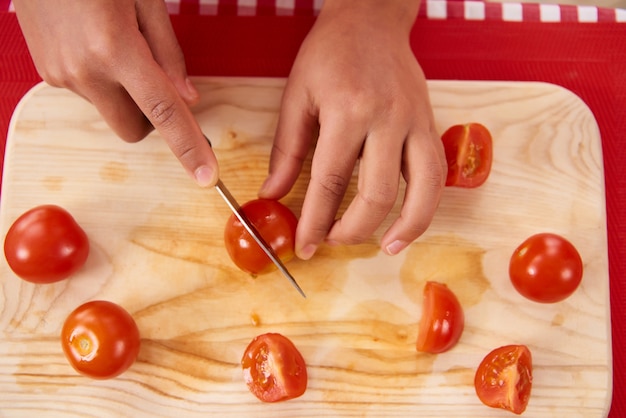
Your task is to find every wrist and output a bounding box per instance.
[319,0,421,34]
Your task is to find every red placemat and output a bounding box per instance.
[0,3,624,416]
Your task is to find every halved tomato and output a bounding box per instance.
[241,332,307,402]
[441,123,493,187]
[416,281,465,354]
[474,344,533,415]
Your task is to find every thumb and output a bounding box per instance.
[135,0,199,106]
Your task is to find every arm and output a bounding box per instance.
[260,0,446,259]
[13,0,218,187]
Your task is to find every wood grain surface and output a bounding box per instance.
[0,78,611,417]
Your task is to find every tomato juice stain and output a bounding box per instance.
[99,161,130,183]
[400,234,490,308]
[41,175,65,191]
[551,313,565,326]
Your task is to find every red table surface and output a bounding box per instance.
[0,12,624,416]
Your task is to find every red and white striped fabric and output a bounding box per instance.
[2,0,625,22]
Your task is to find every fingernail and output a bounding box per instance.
[385,240,408,255]
[298,244,317,260]
[194,165,217,188]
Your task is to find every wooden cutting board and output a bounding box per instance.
[0,78,611,417]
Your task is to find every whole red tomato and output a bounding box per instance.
[441,123,493,188]
[61,300,141,379]
[241,333,308,402]
[475,344,533,415]
[224,199,298,275]
[4,205,89,283]
[416,281,465,354]
[509,233,583,303]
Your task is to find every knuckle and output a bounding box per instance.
[407,220,430,240]
[39,58,86,88]
[338,230,370,246]
[358,184,398,212]
[424,160,446,189]
[147,98,178,128]
[315,172,350,201]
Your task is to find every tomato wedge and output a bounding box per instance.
[474,344,533,415]
[416,281,465,354]
[241,333,307,402]
[441,123,493,187]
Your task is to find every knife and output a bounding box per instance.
[205,136,306,298]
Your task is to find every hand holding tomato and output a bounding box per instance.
[258,1,446,259]
[4,205,89,283]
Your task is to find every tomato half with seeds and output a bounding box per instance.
[475,344,533,415]
[4,205,89,283]
[509,233,583,303]
[241,333,308,402]
[61,300,141,379]
[224,199,298,275]
[416,281,465,354]
[441,123,493,187]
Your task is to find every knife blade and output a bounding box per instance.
[205,135,305,298]
[214,180,306,298]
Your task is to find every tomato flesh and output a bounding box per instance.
[416,281,465,354]
[61,300,141,379]
[509,233,583,303]
[475,344,533,415]
[241,333,307,402]
[441,123,493,187]
[4,205,89,283]
[224,199,298,275]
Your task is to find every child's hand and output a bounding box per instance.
[260,0,445,258]
[14,0,218,187]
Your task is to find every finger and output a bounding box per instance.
[295,116,365,259]
[118,38,218,187]
[81,81,153,142]
[325,129,403,245]
[381,127,446,255]
[258,82,317,199]
[135,0,199,106]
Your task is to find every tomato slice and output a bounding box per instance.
[474,345,533,415]
[416,281,465,354]
[441,123,493,187]
[241,333,307,402]
[224,199,298,276]
[509,233,583,303]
